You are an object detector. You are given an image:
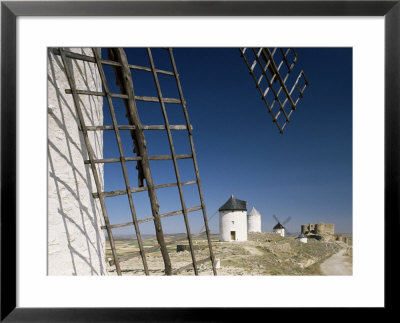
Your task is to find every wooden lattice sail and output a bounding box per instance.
[57,47,217,276]
[240,48,309,133]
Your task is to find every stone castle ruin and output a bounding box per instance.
[301,222,335,236]
[301,222,351,244]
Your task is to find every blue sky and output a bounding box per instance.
[100,47,352,237]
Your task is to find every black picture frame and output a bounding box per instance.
[1,1,398,321]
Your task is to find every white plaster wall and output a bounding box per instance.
[47,48,107,275]
[274,228,285,237]
[219,211,247,241]
[247,214,261,232]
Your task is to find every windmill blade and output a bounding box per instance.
[239,47,309,134]
[272,215,280,223]
[198,210,218,234]
[282,216,292,225]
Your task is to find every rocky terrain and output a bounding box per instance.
[106,232,351,276]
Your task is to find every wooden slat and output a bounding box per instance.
[252,48,290,123]
[85,124,192,131]
[65,89,183,104]
[84,154,192,165]
[280,48,292,71]
[110,48,172,275]
[168,48,218,275]
[84,154,191,165]
[150,154,192,160]
[61,49,97,63]
[239,48,283,134]
[280,48,298,72]
[257,47,283,85]
[65,88,128,99]
[263,56,294,100]
[139,205,202,224]
[86,125,136,131]
[135,95,183,104]
[59,49,175,76]
[245,47,305,130]
[84,156,141,164]
[240,47,308,134]
[93,180,197,199]
[147,48,199,275]
[93,48,150,275]
[278,70,309,115]
[260,48,296,106]
[128,63,174,76]
[100,205,202,230]
[262,48,297,111]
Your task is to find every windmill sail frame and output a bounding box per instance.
[58,47,217,276]
[240,47,309,133]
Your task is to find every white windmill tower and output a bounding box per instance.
[248,207,262,233]
[219,195,248,242]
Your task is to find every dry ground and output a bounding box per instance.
[320,248,353,275]
[106,232,351,276]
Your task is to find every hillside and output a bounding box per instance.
[106,232,351,275]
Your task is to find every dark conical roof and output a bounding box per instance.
[219,195,247,211]
[273,223,284,230]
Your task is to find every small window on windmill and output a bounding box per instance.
[232,221,234,224]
